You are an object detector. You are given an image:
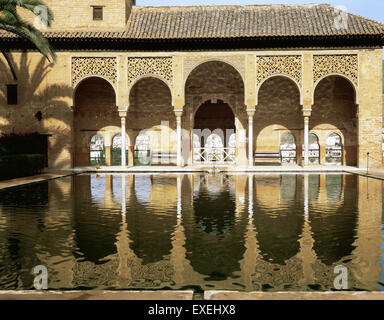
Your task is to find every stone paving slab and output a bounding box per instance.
[204,291,384,300]
[0,173,73,190]
[0,290,194,300]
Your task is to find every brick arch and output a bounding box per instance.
[194,99,236,131]
[74,76,117,107]
[128,74,172,100]
[311,75,357,166]
[254,75,302,163]
[185,61,245,120]
[184,58,245,89]
[256,74,302,105]
[128,76,172,107]
[74,77,120,166]
[314,74,358,105]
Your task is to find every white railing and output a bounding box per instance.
[193,147,236,164]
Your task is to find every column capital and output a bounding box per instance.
[173,102,184,112]
[302,106,312,118]
[247,109,256,118]
[118,105,129,118]
[174,110,184,119]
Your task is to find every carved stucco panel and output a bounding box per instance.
[127,57,173,89]
[256,55,302,87]
[313,54,358,86]
[72,57,117,87]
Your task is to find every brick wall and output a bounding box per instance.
[18,0,134,30]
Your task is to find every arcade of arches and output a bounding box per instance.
[70,52,381,169]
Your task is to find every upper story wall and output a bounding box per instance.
[18,0,135,31]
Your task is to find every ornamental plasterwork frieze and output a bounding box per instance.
[127,57,173,88]
[313,54,358,86]
[256,55,302,87]
[72,57,117,87]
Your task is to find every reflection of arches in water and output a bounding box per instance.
[310,174,358,265]
[280,175,297,201]
[111,175,129,203]
[326,133,343,165]
[184,185,247,277]
[280,132,297,164]
[253,193,304,265]
[308,175,320,202]
[326,175,343,202]
[134,175,152,204]
[74,174,122,264]
[90,134,105,165]
[90,174,106,204]
[126,175,177,265]
[112,134,129,166]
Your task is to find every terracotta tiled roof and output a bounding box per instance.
[124,4,384,39]
[1,4,384,39]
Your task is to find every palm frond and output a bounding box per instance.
[0,0,55,61]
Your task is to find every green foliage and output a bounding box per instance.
[0,132,45,155]
[0,133,46,179]
[0,154,45,180]
[0,0,56,62]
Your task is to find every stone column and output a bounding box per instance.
[303,108,312,167]
[119,111,127,167]
[105,134,112,167]
[174,110,183,167]
[127,131,135,167]
[247,109,256,167]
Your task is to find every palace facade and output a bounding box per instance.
[0,1,383,168]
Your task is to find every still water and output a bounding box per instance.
[0,173,383,292]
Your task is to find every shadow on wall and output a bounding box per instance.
[0,52,73,169]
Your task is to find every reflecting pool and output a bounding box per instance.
[0,173,383,291]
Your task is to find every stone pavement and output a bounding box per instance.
[0,290,193,300]
[0,290,384,300]
[204,291,384,300]
[0,173,74,190]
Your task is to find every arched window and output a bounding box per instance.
[280,132,297,164]
[227,133,236,162]
[228,133,236,148]
[134,134,151,166]
[112,134,129,166]
[205,133,224,162]
[90,134,105,165]
[326,133,343,165]
[303,133,320,164]
[206,133,224,148]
